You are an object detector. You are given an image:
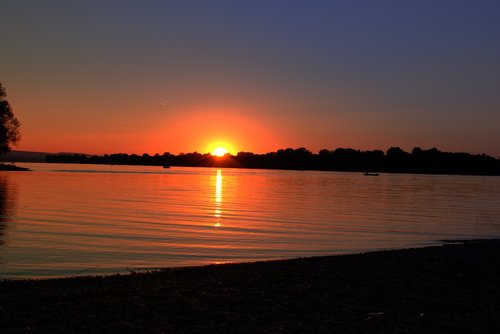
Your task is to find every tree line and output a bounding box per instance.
[46,147,500,176]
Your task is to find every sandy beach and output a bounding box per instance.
[0,240,499,333]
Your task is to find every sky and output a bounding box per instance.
[1,0,499,156]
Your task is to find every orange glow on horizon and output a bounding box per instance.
[16,103,283,155]
[157,108,279,155]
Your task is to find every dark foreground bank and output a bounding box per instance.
[1,240,499,333]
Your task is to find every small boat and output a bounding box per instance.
[363,172,379,176]
[162,165,170,169]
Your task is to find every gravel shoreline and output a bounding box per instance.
[1,240,499,333]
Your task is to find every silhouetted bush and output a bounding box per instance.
[0,82,21,154]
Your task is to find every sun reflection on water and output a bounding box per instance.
[214,169,222,227]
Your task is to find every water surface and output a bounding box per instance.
[1,163,499,278]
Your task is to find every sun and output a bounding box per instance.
[207,141,236,156]
[212,147,229,157]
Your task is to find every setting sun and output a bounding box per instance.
[212,147,229,157]
[207,140,237,156]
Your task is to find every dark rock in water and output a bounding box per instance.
[0,163,30,171]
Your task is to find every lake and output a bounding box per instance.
[1,163,499,278]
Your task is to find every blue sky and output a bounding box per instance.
[1,0,499,155]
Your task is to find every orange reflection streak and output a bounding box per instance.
[214,169,222,227]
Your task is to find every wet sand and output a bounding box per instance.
[1,240,499,333]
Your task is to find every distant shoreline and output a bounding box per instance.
[3,147,500,176]
[1,239,499,332]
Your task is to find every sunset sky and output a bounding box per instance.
[1,0,499,156]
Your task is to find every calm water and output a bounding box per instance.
[1,163,499,278]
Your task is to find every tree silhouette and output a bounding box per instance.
[0,82,21,154]
[46,146,500,176]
